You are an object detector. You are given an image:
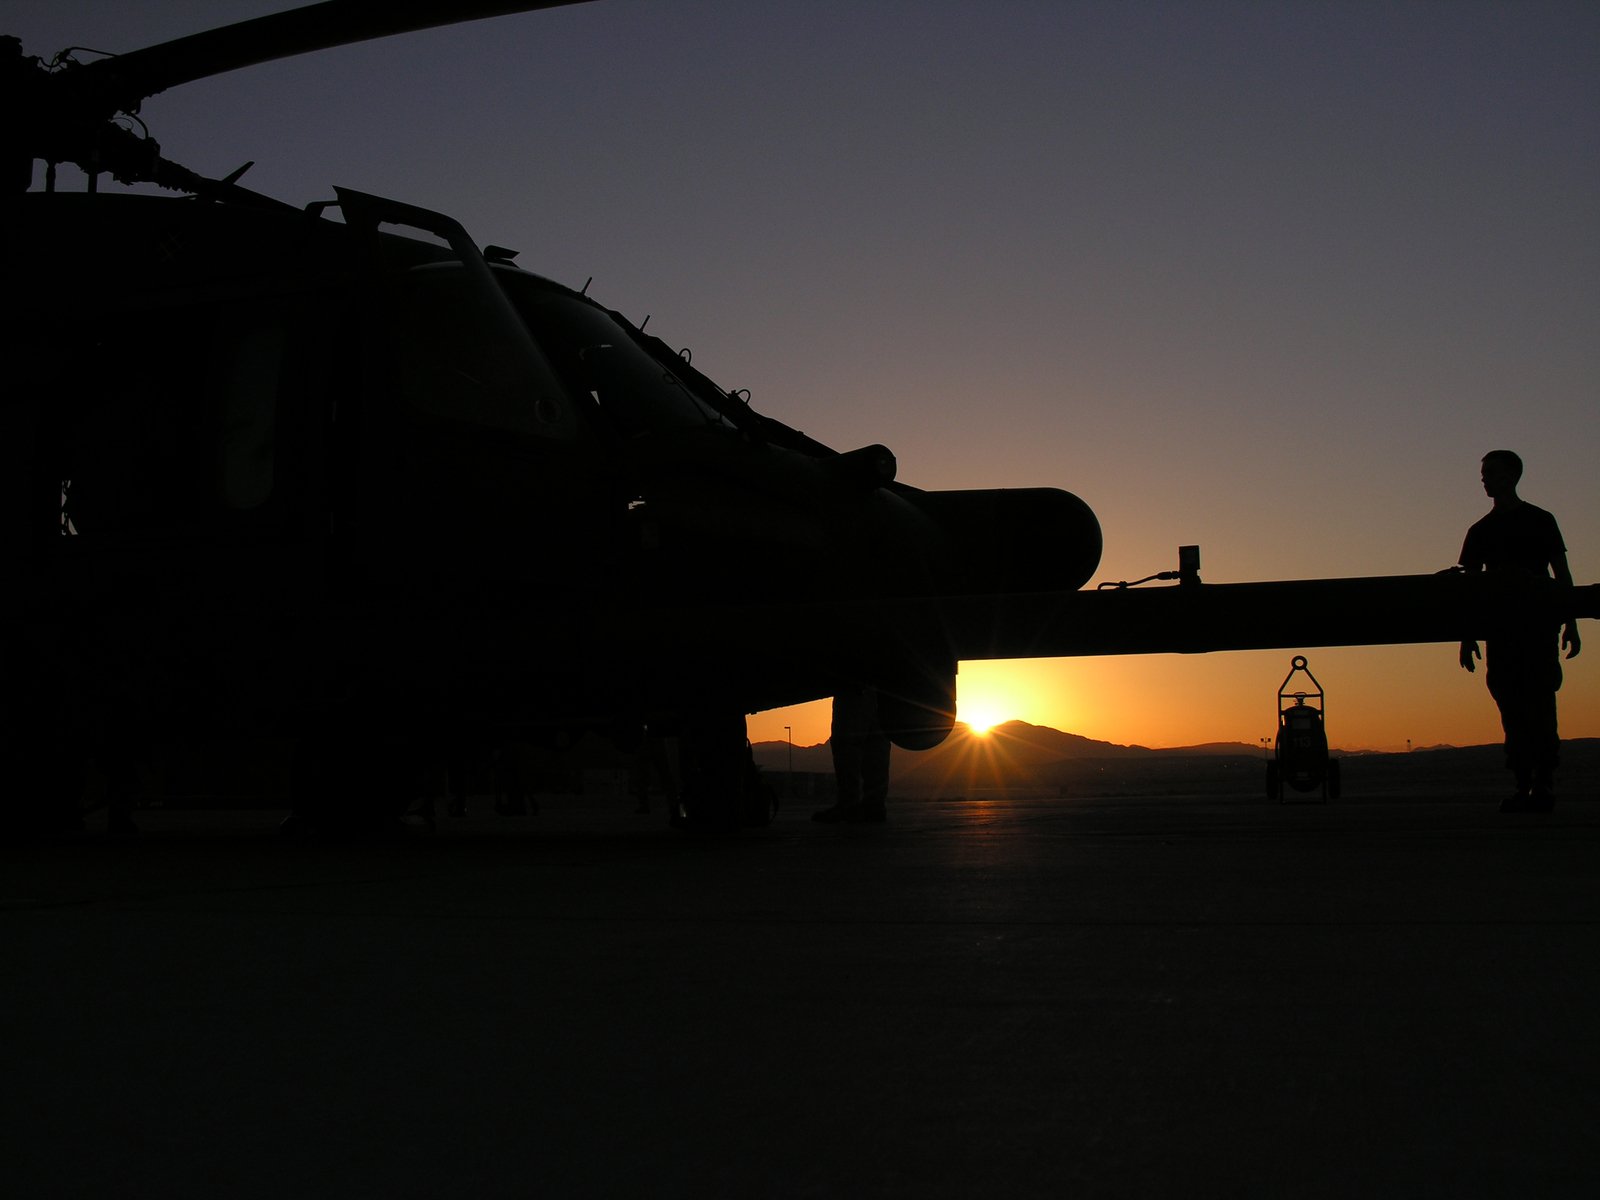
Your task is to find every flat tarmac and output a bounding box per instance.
[6,789,1599,1197]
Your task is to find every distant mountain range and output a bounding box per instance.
[755,719,1262,774]
[751,720,1599,800]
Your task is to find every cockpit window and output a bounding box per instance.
[391,270,572,435]
[500,281,734,437]
[393,264,758,440]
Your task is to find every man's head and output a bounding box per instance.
[1481,449,1523,500]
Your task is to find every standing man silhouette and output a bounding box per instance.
[1458,450,1581,811]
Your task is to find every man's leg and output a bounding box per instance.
[1529,686,1560,808]
[1489,675,1533,808]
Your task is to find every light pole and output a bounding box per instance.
[784,725,793,797]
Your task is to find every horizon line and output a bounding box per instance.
[748,718,1574,756]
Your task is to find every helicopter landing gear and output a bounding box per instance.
[671,714,776,832]
[281,724,414,839]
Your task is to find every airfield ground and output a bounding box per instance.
[5,784,1599,1197]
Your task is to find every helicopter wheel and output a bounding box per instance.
[672,714,771,832]
[283,724,413,839]
[740,753,779,828]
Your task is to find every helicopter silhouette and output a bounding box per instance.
[5,2,1595,831]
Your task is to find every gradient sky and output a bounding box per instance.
[15,1,1597,751]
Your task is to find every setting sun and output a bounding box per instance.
[956,661,1043,737]
[957,699,1010,737]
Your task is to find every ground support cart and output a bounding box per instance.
[1267,655,1340,803]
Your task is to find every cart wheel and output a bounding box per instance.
[1327,758,1341,801]
[1266,760,1280,803]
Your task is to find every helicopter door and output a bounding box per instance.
[338,266,614,610]
[17,292,333,758]
[47,297,315,562]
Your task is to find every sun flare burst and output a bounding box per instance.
[960,702,1008,736]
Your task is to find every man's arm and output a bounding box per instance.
[1553,548,1582,659]
[1544,513,1581,660]
[1459,526,1482,669]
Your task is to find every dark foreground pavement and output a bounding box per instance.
[5,792,1599,1198]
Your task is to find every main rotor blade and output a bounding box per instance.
[75,0,596,113]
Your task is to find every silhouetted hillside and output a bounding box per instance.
[885,722,1262,796]
[751,725,1600,801]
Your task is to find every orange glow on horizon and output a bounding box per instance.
[746,645,1598,753]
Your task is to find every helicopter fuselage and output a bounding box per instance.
[5,190,1102,791]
